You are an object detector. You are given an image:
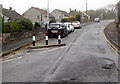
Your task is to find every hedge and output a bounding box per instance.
[11,21,19,32]
[17,18,33,31]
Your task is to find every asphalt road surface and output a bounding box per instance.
[2,20,118,83]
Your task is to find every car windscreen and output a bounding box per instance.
[49,24,60,28]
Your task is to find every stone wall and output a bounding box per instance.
[2,28,46,45]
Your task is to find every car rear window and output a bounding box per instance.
[49,24,60,28]
[73,21,79,23]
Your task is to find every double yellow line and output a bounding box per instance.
[103,31,120,55]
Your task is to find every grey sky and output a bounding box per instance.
[0,0,118,14]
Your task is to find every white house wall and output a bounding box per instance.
[0,13,9,22]
[51,10,63,22]
[23,7,45,24]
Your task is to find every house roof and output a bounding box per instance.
[33,7,55,18]
[2,8,24,20]
[34,7,47,15]
[55,9,71,16]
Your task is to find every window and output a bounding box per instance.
[37,16,39,19]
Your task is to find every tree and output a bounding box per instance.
[75,14,81,21]
[87,10,97,20]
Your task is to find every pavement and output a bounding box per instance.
[2,20,118,83]
[104,22,120,54]
[105,22,119,45]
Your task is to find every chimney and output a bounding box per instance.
[0,4,3,13]
[75,9,77,11]
[9,7,12,10]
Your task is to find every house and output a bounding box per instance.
[23,7,55,25]
[51,9,71,22]
[69,9,80,16]
[0,5,24,22]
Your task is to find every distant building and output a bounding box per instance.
[0,5,24,22]
[23,7,55,25]
[51,9,71,22]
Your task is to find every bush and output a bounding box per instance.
[17,18,33,31]
[34,22,40,29]
[4,22,11,33]
[0,15,2,33]
[49,19,56,23]
[3,21,19,33]
[11,21,19,32]
[2,18,33,33]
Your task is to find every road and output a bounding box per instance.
[2,20,118,83]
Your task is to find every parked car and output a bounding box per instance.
[64,22,74,33]
[94,18,100,22]
[47,23,68,37]
[72,21,81,29]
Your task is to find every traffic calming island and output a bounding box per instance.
[28,44,66,49]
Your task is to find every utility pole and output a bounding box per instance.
[86,0,88,22]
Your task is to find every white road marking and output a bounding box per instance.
[3,44,67,63]
[33,48,49,51]
[4,56,23,63]
[39,46,66,53]
[26,53,30,55]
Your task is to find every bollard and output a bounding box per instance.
[32,33,36,46]
[58,32,61,44]
[45,33,48,45]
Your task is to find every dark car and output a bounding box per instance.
[47,23,68,37]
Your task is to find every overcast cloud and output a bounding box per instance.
[0,0,118,14]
